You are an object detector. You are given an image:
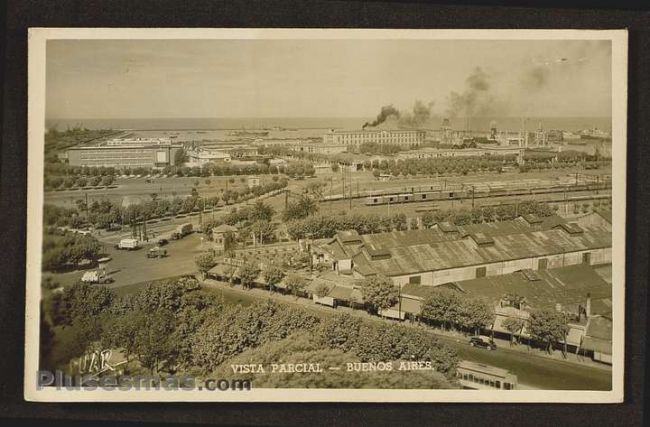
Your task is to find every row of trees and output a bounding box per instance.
[420,289,495,336]
[285,200,555,240]
[365,156,514,177]
[45,175,115,192]
[286,212,409,240]
[420,201,555,227]
[43,179,288,231]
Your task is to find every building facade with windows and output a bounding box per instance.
[323,129,426,148]
[67,144,183,168]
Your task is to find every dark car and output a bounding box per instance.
[157,238,169,246]
[469,336,497,350]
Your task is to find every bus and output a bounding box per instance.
[456,360,518,390]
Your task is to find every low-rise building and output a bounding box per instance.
[312,216,611,287]
[67,144,184,168]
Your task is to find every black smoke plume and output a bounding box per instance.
[363,101,432,129]
[363,105,400,128]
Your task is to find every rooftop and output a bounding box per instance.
[448,264,611,310]
[352,227,611,277]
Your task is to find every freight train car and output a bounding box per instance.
[363,182,611,206]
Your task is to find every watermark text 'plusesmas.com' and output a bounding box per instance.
[37,370,252,391]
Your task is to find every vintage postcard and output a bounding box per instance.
[25,28,626,402]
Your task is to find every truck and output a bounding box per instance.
[146,246,168,259]
[117,238,140,250]
[81,269,113,284]
[171,223,193,240]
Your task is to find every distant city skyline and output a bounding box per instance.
[46,39,612,120]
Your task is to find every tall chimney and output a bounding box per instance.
[586,293,592,318]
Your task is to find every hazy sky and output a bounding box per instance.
[46,39,612,119]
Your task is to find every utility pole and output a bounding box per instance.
[471,185,475,209]
[349,180,352,210]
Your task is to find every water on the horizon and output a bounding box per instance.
[45,116,612,133]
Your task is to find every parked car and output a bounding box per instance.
[469,336,497,350]
[157,238,169,246]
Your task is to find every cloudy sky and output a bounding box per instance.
[46,38,612,120]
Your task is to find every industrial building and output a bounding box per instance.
[311,216,611,287]
[66,143,183,168]
[323,129,426,148]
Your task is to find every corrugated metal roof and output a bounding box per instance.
[451,265,611,311]
[353,228,611,277]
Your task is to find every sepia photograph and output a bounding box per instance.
[25,28,627,402]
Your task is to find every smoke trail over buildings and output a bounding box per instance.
[398,100,433,128]
[445,67,496,119]
[362,41,610,129]
[362,105,400,128]
[363,101,432,129]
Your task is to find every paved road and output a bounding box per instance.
[434,335,611,390]
[203,282,612,391]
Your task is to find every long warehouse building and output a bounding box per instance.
[66,144,184,168]
[312,214,612,287]
[323,129,426,148]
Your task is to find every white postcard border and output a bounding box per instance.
[25,27,627,403]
